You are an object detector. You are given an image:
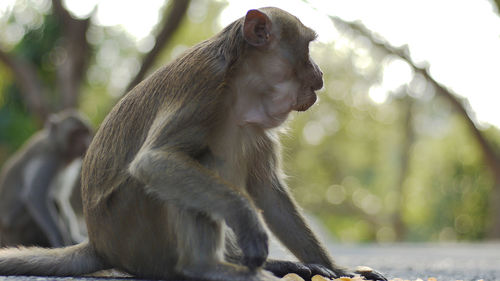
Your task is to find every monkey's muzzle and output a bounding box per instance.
[295,91,317,112]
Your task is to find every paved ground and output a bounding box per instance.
[0,242,497,281]
[329,242,500,281]
[269,239,500,281]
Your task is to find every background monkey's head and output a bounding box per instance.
[47,110,92,161]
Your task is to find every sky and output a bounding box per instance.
[1,0,500,129]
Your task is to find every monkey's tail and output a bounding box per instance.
[0,241,109,276]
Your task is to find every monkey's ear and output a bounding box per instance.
[243,9,272,48]
[45,114,59,134]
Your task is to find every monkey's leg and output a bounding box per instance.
[22,157,67,247]
[0,213,51,247]
[171,207,279,281]
[52,159,86,244]
[129,149,269,269]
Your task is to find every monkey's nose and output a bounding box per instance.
[311,64,323,91]
[312,77,323,91]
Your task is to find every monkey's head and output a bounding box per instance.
[47,110,93,161]
[234,7,323,128]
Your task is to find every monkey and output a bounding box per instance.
[0,7,386,281]
[50,159,88,244]
[0,110,92,248]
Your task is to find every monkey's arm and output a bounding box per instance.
[51,160,86,243]
[129,147,269,268]
[248,175,335,268]
[130,148,256,220]
[22,157,68,247]
[249,177,387,280]
[248,174,353,279]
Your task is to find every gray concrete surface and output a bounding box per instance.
[0,242,498,281]
[330,242,500,281]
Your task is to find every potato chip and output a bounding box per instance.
[312,274,331,281]
[355,266,373,273]
[281,273,305,281]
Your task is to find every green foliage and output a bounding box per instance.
[80,25,140,127]
[13,13,60,69]
[154,0,228,70]
[0,84,37,156]
[0,0,498,242]
[0,12,59,163]
[282,39,496,242]
[80,0,228,128]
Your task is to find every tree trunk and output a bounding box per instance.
[393,95,415,241]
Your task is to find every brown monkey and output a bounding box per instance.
[0,110,92,248]
[0,8,386,281]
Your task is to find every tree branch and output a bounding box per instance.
[330,16,500,180]
[51,0,91,110]
[51,0,72,26]
[330,16,500,237]
[126,0,191,92]
[0,47,49,121]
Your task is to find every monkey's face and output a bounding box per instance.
[295,55,323,111]
[67,126,92,158]
[258,47,323,117]
[50,115,93,160]
[271,12,323,114]
[235,7,323,129]
[234,53,322,129]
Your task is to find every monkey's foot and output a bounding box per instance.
[181,264,280,281]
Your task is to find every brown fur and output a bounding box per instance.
[0,8,386,281]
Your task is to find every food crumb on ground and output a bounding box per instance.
[311,274,331,281]
[281,273,305,281]
[281,274,484,281]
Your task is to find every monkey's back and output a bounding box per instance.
[83,51,223,204]
[81,71,167,209]
[81,70,173,269]
[0,132,50,225]
[81,25,241,212]
[81,22,244,275]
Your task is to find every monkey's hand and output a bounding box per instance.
[264,261,340,281]
[237,224,269,270]
[353,266,387,281]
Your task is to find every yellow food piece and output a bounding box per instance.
[428,278,437,281]
[355,266,373,273]
[312,274,331,281]
[281,273,305,281]
[332,277,352,281]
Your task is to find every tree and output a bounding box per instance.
[0,0,190,124]
[329,16,500,239]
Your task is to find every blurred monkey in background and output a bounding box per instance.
[0,110,92,247]
[50,159,88,243]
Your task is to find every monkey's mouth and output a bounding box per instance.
[295,91,317,112]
